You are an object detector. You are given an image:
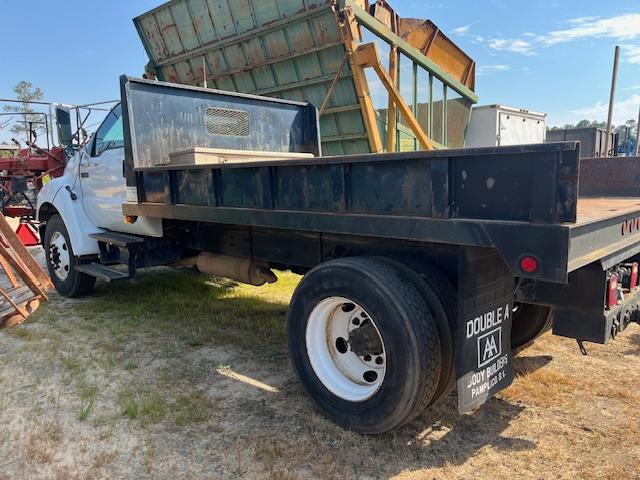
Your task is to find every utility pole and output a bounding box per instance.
[635,104,640,156]
[605,46,620,157]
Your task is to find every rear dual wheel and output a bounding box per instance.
[511,303,553,351]
[287,257,453,434]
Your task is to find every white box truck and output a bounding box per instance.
[465,104,546,148]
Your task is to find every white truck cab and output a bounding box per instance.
[36,103,162,296]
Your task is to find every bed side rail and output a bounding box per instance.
[579,156,640,197]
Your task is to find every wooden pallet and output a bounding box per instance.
[0,214,52,327]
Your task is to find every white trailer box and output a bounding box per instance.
[465,105,546,148]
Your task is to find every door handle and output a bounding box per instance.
[65,186,77,201]
[81,161,98,167]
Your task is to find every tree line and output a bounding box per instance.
[549,118,638,139]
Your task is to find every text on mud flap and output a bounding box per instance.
[465,304,510,399]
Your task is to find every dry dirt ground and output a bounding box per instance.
[0,267,639,480]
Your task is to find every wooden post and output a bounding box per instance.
[0,214,52,289]
[0,288,30,320]
[0,255,19,288]
[0,242,47,302]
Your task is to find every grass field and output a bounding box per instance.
[0,268,639,479]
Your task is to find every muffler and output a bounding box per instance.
[177,252,277,286]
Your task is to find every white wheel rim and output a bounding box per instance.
[306,297,386,402]
[49,231,71,281]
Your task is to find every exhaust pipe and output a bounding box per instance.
[177,252,277,286]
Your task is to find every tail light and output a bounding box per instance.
[607,275,619,309]
[519,256,538,273]
[631,263,639,290]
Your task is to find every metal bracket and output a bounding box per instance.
[352,42,434,150]
[577,340,588,356]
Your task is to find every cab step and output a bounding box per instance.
[75,263,130,282]
[86,230,182,281]
[90,231,147,278]
[90,231,145,248]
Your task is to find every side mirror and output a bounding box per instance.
[54,106,73,146]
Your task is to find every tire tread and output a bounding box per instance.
[288,256,442,433]
[45,215,96,298]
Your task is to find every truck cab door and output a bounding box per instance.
[80,103,161,235]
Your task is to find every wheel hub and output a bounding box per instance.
[48,231,70,281]
[51,245,61,268]
[348,320,383,356]
[306,297,387,402]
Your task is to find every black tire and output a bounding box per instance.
[287,257,442,434]
[44,214,96,298]
[511,303,553,351]
[373,257,456,406]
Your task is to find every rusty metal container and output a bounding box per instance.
[134,0,477,154]
[547,127,619,158]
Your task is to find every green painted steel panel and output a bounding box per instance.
[155,8,183,56]
[134,0,367,155]
[188,0,218,44]
[135,0,477,154]
[207,0,236,39]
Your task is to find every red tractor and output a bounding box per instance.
[0,107,68,245]
[0,100,114,245]
[0,144,67,245]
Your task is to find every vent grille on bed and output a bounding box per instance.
[205,107,250,137]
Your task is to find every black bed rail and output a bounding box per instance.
[133,142,580,225]
[579,156,640,197]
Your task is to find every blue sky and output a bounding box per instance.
[431,0,640,127]
[1,0,639,143]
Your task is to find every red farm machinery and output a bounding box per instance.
[0,99,115,245]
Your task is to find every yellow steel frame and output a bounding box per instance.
[352,42,433,150]
[338,6,384,153]
[337,4,438,152]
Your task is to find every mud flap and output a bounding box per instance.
[455,247,515,413]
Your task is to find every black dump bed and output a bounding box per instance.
[120,76,640,284]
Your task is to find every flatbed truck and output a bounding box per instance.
[36,77,640,433]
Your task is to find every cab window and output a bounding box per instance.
[93,104,123,155]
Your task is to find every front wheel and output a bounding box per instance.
[44,214,96,298]
[287,257,442,434]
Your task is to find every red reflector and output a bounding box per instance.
[631,263,639,289]
[631,220,636,233]
[520,256,538,273]
[622,221,627,235]
[608,275,619,308]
